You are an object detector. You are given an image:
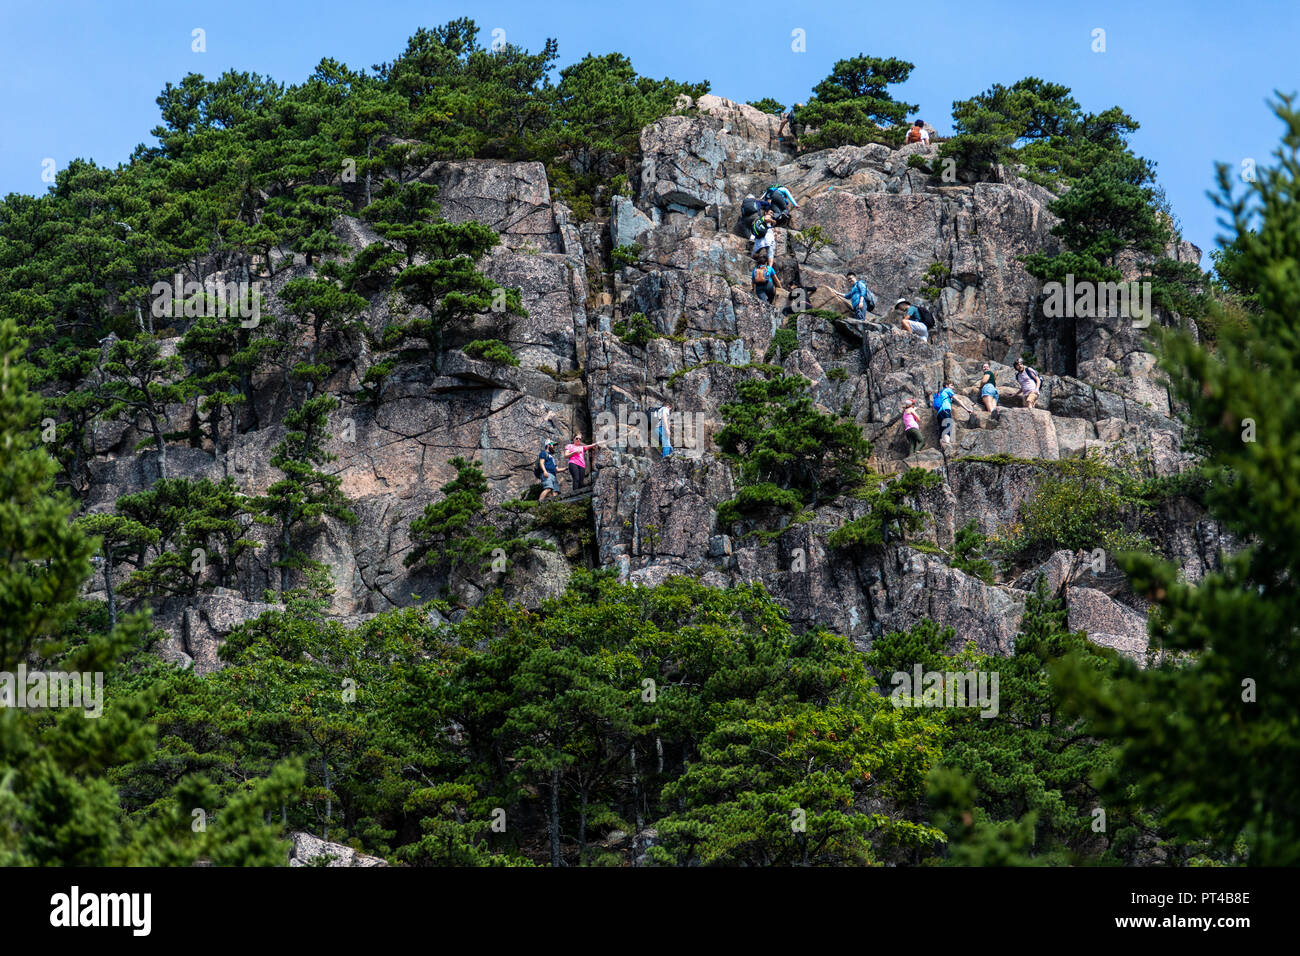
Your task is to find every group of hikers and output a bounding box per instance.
[901,358,1043,454]
[530,115,1022,491]
[535,406,674,500]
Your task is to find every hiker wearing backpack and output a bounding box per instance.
[978,363,999,414]
[894,298,930,342]
[752,262,782,303]
[1013,359,1042,408]
[905,120,930,146]
[763,185,798,225]
[751,213,777,262]
[933,383,956,446]
[536,441,561,501]
[842,273,877,321]
[902,398,924,455]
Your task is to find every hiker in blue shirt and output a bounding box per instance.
[535,441,561,501]
[933,383,956,446]
[842,273,876,321]
[752,262,782,303]
[895,298,930,342]
[763,185,798,225]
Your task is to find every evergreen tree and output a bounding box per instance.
[796,55,917,149]
[1057,97,1300,865]
[94,333,188,478]
[253,396,357,597]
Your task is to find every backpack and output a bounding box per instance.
[741,197,762,218]
[752,266,771,286]
[932,390,946,412]
[752,217,769,238]
[861,284,877,312]
[534,459,545,480]
[915,304,935,329]
[906,126,923,144]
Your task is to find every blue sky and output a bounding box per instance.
[2,0,1296,266]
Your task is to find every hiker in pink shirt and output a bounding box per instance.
[565,434,598,490]
[902,398,924,455]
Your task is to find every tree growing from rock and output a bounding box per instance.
[254,395,357,597]
[716,373,872,518]
[796,55,917,149]
[94,334,187,479]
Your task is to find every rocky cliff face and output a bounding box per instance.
[81,94,1223,669]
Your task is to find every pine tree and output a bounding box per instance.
[94,333,188,479]
[253,395,356,597]
[1056,96,1300,865]
[796,55,917,149]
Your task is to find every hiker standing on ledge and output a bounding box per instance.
[565,434,598,490]
[536,441,561,501]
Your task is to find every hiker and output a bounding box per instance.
[902,398,924,455]
[763,184,798,225]
[752,261,782,303]
[653,404,673,458]
[751,212,777,262]
[894,298,930,342]
[535,441,561,501]
[1013,359,1042,409]
[905,120,930,146]
[842,272,877,321]
[978,362,998,414]
[778,103,804,145]
[933,383,956,446]
[740,193,769,226]
[565,434,599,490]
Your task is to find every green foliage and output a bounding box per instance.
[790,224,829,263]
[941,77,1140,188]
[715,374,872,515]
[990,455,1150,566]
[765,326,799,362]
[461,338,519,366]
[0,319,299,865]
[613,311,655,347]
[827,367,848,382]
[797,55,917,149]
[715,483,804,526]
[950,520,995,583]
[253,394,356,597]
[1056,96,1300,865]
[828,469,942,551]
[405,457,549,599]
[747,98,786,115]
[868,582,1142,865]
[610,243,642,267]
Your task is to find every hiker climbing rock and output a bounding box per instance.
[653,403,673,459]
[535,441,561,501]
[762,184,797,226]
[751,212,777,262]
[933,382,956,446]
[1014,358,1042,408]
[894,298,930,342]
[978,363,999,415]
[752,261,782,303]
[842,272,877,321]
[905,119,930,145]
[902,398,924,455]
[778,103,804,146]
